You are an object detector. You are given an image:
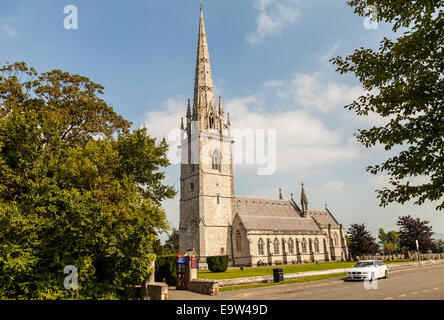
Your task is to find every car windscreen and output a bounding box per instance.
[354,262,374,268]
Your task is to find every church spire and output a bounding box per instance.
[301,183,309,214]
[193,4,217,129]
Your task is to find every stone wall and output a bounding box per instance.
[357,253,444,261]
[189,279,219,296]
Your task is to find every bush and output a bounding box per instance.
[206,255,229,272]
[155,254,177,286]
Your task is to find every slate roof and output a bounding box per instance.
[235,196,301,217]
[306,209,340,227]
[235,196,322,233]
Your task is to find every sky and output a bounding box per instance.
[1,0,442,240]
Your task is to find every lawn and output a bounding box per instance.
[197,259,411,280]
[219,272,347,292]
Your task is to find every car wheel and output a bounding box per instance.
[384,270,388,279]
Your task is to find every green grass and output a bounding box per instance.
[219,272,347,292]
[197,259,411,280]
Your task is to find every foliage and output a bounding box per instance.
[347,224,379,257]
[154,254,178,286]
[0,62,176,299]
[378,228,400,253]
[163,228,179,254]
[206,255,229,273]
[397,215,435,253]
[332,1,444,210]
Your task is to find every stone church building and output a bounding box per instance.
[179,7,348,269]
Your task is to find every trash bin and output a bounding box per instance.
[273,268,284,282]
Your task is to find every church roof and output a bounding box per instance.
[235,196,323,233]
[235,196,301,217]
[306,209,340,227]
[240,215,322,233]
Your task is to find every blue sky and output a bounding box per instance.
[1,0,442,240]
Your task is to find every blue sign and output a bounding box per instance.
[178,257,185,263]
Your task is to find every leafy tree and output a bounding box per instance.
[163,228,179,254]
[397,215,435,253]
[347,223,379,257]
[0,62,176,299]
[378,228,400,253]
[332,1,444,210]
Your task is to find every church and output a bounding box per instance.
[179,6,348,269]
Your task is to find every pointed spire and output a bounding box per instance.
[180,117,184,130]
[226,112,231,126]
[218,96,224,115]
[279,188,283,200]
[186,99,191,119]
[301,183,308,213]
[193,4,216,130]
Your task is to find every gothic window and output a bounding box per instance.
[314,238,320,253]
[190,182,194,191]
[236,231,242,252]
[257,238,264,256]
[216,194,220,205]
[333,233,339,247]
[209,113,215,129]
[302,238,307,253]
[212,149,221,171]
[288,238,294,254]
[273,238,279,254]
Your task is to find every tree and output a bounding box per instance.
[332,1,444,210]
[397,215,435,253]
[347,223,379,257]
[0,62,176,299]
[163,228,179,254]
[378,228,400,254]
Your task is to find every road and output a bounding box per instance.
[169,262,444,300]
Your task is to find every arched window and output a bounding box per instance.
[209,113,215,129]
[333,233,339,247]
[257,238,264,256]
[288,238,294,254]
[302,238,307,253]
[273,238,279,254]
[212,149,221,171]
[314,238,320,253]
[216,194,220,205]
[236,231,242,252]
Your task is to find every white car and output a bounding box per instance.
[347,260,388,281]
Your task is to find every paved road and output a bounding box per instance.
[169,262,444,300]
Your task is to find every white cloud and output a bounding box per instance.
[320,41,342,61]
[2,24,18,39]
[277,73,366,113]
[311,181,344,193]
[371,175,432,189]
[247,0,301,44]
[225,93,359,172]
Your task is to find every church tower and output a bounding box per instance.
[179,6,235,268]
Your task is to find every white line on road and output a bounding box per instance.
[421,289,429,293]
[411,292,418,295]
[384,297,394,300]
[399,294,406,297]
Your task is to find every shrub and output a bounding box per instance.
[155,254,177,286]
[206,255,229,272]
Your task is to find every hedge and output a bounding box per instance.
[154,254,177,286]
[206,255,229,272]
